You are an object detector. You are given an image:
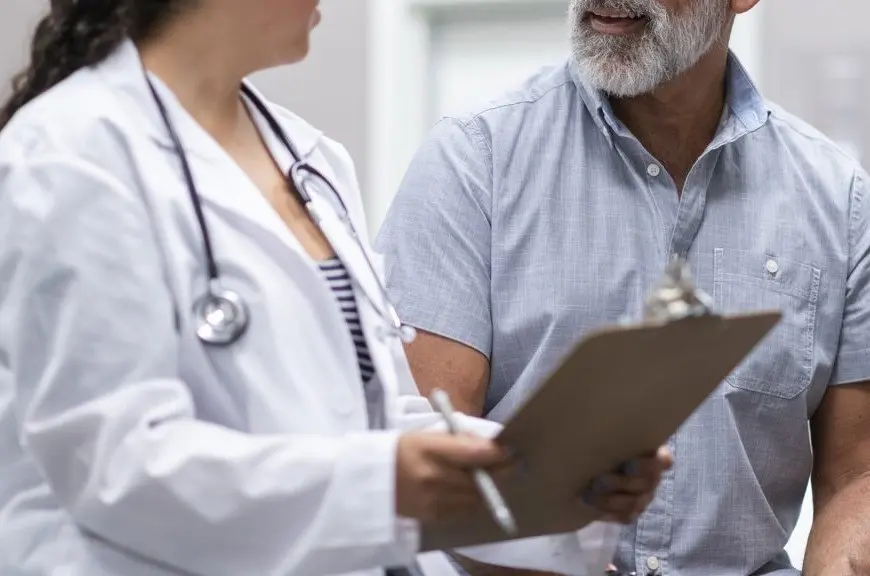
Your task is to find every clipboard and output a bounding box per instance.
[420,260,781,551]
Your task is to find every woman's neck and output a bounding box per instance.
[136,14,253,142]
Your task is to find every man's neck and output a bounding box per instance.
[609,45,730,192]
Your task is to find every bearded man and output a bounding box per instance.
[375,0,870,575]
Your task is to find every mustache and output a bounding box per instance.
[572,0,666,19]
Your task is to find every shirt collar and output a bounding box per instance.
[570,50,771,147]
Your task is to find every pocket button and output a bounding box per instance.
[765,258,779,276]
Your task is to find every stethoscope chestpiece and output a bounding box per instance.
[193,281,250,346]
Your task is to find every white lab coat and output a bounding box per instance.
[0,40,619,576]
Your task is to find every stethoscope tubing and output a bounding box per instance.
[144,71,413,346]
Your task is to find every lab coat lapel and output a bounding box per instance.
[101,40,390,422]
[98,42,366,413]
[307,189,404,424]
[103,40,322,261]
[238,99,399,422]
[147,83,315,257]
[357,274,403,426]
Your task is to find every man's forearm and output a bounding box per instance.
[803,475,870,575]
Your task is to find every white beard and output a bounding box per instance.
[569,0,730,97]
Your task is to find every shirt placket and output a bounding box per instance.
[629,148,720,576]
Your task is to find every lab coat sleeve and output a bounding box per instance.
[389,342,619,575]
[0,157,417,576]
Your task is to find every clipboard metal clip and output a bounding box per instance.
[643,256,715,323]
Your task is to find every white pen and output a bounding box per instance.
[429,388,518,536]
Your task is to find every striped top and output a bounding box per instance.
[318,257,385,429]
[319,259,419,575]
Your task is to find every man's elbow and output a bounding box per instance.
[813,464,870,515]
[403,330,491,417]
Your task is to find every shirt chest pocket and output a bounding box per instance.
[713,248,821,399]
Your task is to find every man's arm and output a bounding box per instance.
[804,167,870,575]
[803,382,870,575]
[376,116,546,575]
[404,331,490,417]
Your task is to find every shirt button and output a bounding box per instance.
[646,163,661,177]
[646,556,661,572]
[765,259,779,275]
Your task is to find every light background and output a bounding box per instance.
[3,0,869,567]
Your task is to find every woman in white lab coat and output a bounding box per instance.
[0,1,670,575]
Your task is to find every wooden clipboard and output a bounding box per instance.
[421,310,781,551]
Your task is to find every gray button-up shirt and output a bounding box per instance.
[375,54,870,575]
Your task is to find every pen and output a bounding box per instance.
[429,388,518,536]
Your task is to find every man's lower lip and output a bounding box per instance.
[588,14,647,35]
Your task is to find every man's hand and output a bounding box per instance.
[452,448,672,576]
[582,446,673,524]
[803,382,870,576]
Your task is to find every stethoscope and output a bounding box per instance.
[144,74,417,347]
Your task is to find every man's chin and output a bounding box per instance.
[574,58,662,98]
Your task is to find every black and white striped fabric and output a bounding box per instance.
[318,257,376,382]
[318,256,390,431]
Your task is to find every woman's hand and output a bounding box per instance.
[395,432,511,523]
[583,445,673,524]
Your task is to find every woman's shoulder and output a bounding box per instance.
[1,67,129,161]
[0,67,154,233]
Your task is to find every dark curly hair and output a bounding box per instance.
[0,0,191,130]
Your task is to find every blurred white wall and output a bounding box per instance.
[0,0,45,99]
[761,0,870,167]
